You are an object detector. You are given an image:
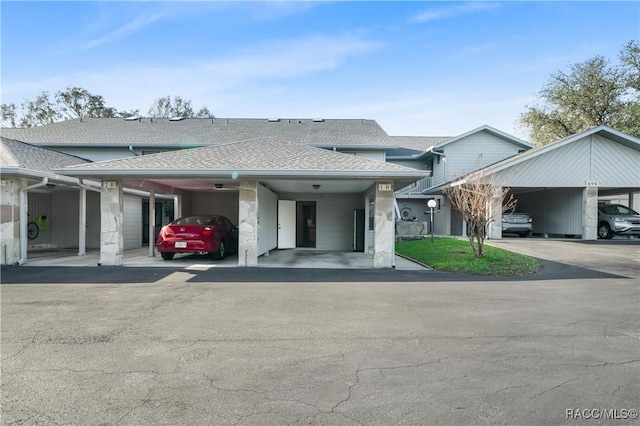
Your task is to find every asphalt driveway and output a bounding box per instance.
[1,240,638,425]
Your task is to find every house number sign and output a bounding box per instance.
[378,183,392,192]
[585,181,599,187]
[103,181,117,189]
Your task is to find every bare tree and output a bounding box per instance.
[444,172,516,258]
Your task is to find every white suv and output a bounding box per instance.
[597,203,640,239]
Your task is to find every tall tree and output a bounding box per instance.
[55,86,116,119]
[1,103,17,128]
[19,92,61,128]
[147,95,213,118]
[520,41,640,146]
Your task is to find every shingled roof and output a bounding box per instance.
[389,136,450,151]
[1,117,395,148]
[0,137,90,173]
[59,138,426,179]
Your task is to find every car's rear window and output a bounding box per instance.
[173,216,215,225]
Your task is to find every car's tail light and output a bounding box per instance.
[202,226,214,236]
[528,217,533,223]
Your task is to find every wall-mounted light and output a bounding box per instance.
[313,184,321,190]
[46,183,56,189]
[214,183,224,189]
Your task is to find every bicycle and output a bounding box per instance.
[27,221,39,240]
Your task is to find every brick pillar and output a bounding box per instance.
[238,180,258,267]
[374,181,394,268]
[582,187,598,240]
[99,179,124,266]
[0,178,22,265]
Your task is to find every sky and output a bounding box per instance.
[1,1,638,139]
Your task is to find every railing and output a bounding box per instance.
[395,177,433,196]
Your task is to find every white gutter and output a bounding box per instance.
[128,146,140,156]
[17,177,49,265]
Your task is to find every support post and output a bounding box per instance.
[373,181,394,268]
[99,179,124,266]
[78,187,86,256]
[487,186,503,240]
[238,180,258,267]
[582,186,598,240]
[148,190,155,257]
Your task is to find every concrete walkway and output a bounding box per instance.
[22,247,427,270]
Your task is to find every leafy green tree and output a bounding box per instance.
[55,86,116,119]
[1,103,17,127]
[148,95,214,118]
[520,41,640,146]
[19,92,61,127]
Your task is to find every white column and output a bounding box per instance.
[628,192,635,211]
[374,181,394,268]
[238,180,258,267]
[0,178,22,265]
[78,187,86,256]
[582,187,598,240]
[148,190,155,257]
[174,195,181,220]
[99,179,124,266]
[486,186,503,240]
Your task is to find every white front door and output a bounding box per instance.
[278,200,296,249]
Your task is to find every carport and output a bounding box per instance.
[58,138,428,268]
[424,126,640,239]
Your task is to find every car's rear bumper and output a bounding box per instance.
[156,240,212,253]
[502,224,533,234]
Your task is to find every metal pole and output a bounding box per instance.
[430,207,434,243]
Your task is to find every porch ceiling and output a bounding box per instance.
[133,178,375,194]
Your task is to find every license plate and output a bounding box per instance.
[175,242,187,248]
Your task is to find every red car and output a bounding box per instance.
[156,215,238,261]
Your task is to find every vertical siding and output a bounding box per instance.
[123,195,142,250]
[50,191,80,248]
[444,131,521,181]
[513,188,582,235]
[278,193,364,251]
[190,192,239,223]
[86,191,101,249]
[257,184,278,256]
[27,192,52,247]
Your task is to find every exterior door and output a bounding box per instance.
[278,200,296,249]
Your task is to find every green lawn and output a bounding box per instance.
[395,237,541,276]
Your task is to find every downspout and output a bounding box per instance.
[17,177,49,265]
[128,146,140,156]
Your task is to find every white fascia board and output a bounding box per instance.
[0,167,82,184]
[55,168,430,179]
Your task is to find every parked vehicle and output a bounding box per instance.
[156,215,238,260]
[502,211,533,237]
[597,204,640,239]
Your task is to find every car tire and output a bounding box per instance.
[161,252,175,260]
[598,222,613,239]
[213,241,225,260]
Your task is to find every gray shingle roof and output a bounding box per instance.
[390,136,450,151]
[60,138,425,177]
[2,117,394,147]
[0,137,90,173]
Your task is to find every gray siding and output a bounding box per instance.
[337,150,386,162]
[26,192,52,247]
[278,193,364,250]
[513,188,582,235]
[86,191,101,249]
[123,195,142,250]
[496,135,640,188]
[444,131,522,181]
[52,147,178,162]
[190,192,240,224]
[257,184,278,256]
[51,191,80,248]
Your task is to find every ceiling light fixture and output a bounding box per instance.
[313,184,321,190]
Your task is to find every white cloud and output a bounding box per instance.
[82,11,169,50]
[1,33,383,113]
[410,2,501,23]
